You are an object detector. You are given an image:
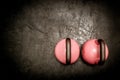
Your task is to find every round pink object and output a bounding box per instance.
[54,38,80,64]
[81,39,109,65]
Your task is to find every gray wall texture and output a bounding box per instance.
[1,0,120,80]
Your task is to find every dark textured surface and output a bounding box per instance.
[0,0,120,80]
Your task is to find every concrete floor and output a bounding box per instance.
[0,0,120,80]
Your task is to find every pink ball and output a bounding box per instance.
[54,38,80,64]
[81,39,109,65]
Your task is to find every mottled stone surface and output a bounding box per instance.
[0,0,120,80]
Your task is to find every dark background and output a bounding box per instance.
[0,0,120,80]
